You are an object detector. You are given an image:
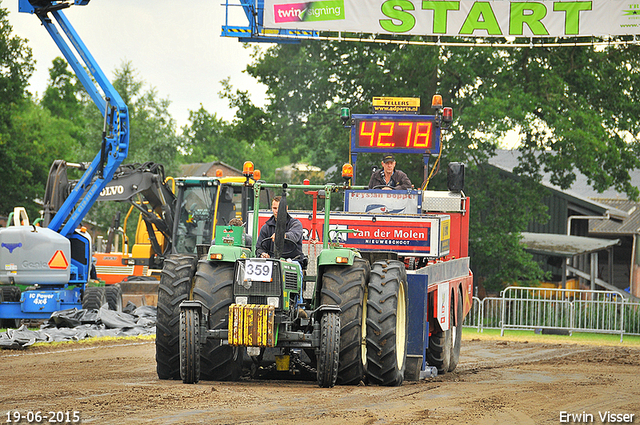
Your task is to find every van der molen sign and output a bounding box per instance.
[264,0,640,38]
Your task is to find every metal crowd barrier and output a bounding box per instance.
[462,287,640,342]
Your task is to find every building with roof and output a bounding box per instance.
[489,150,638,297]
[179,161,243,178]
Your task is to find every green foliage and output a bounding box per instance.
[41,57,83,121]
[1,100,81,218]
[112,62,181,172]
[0,6,37,216]
[85,62,182,234]
[440,45,640,200]
[465,164,550,292]
[180,106,230,162]
[245,42,440,180]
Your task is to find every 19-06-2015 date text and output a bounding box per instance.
[5,411,80,423]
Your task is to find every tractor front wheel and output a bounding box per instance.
[192,260,243,381]
[317,312,340,388]
[180,307,201,384]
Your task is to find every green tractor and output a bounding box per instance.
[156,179,385,388]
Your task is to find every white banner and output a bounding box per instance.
[264,0,640,38]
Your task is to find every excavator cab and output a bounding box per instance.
[173,179,252,255]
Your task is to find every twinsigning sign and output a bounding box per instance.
[264,0,640,38]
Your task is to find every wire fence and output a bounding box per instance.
[462,287,640,342]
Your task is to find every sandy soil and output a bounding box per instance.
[1,334,639,425]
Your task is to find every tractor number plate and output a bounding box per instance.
[244,260,273,282]
[228,304,276,347]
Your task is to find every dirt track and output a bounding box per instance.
[1,334,639,424]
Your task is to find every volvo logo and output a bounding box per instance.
[100,185,125,197]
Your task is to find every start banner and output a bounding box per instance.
[264,0,640,38]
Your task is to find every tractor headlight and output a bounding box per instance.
[266,297,280,308]
[235,296,248,305]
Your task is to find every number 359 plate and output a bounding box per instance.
[245,260,273,282]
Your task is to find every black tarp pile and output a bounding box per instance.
[0,303,156,349]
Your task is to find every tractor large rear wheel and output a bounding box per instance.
[180,307,201,384]
[366,260,408,386]
[317,312,340,388]
[192,260,243,381]
[156,255,197,380]
[320,257,369,385]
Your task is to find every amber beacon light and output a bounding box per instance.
[242,161,254,177]
[342,163,354,180]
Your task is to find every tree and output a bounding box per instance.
[83,62,183,232]
[179,80,287,181]
[41,56,83,121]
[0,4,38,216]
[180,105,243,164]
[465,164,550,292]
[438,44,640,195]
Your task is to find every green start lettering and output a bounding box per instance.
[459,2,502,35]
[510,2,549,35]
[380,0,416,33]
[422,1,460,33]
[378,0,591,36]
[553,1,592,35]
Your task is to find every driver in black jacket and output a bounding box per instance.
[256,196,304,259]
[368,154,412,190]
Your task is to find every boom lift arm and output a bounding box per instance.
[19,0,129,238]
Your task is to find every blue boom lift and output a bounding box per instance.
[0,0,129,325]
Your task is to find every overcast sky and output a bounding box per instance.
[4,0,267,127]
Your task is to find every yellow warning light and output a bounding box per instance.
[215,169,223,177]
[431,94,443,109]
[341,163,353,179]
[253,169,261,180]
[243,161,254,177]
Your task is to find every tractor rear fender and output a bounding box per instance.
[315,249,361,302]
[206,245,251,264]
[316,248,359,268]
